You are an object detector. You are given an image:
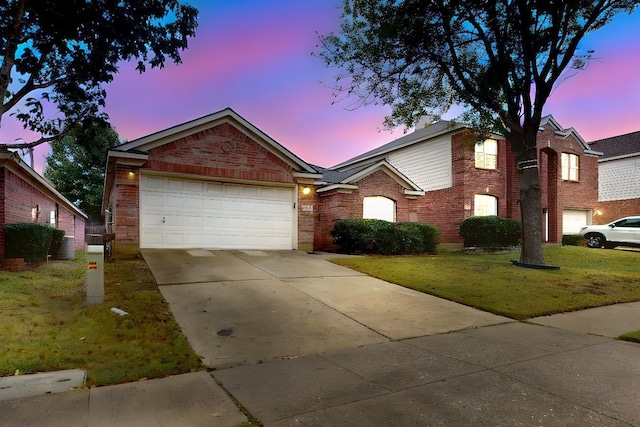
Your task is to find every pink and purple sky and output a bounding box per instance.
[2,0,640,173]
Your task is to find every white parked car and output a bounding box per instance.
[579,216,640,249]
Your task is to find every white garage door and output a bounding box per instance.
[140,175,294,249]
[563,209,590,235]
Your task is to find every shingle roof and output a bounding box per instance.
[331,120,464,169]
[321,162,376,183]
[588,130,640,160]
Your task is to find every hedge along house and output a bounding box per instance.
[0,147,87,257]
[103,108,322,258]
[318,115,600,250]
[103,109,600,257]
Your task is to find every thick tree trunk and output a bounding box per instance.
[505,118,546,266]
[518,166,545,265]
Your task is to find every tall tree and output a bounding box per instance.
[318,0,639,265]
[1,0,198,165]
[44,118,119,224]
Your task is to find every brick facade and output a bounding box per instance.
[0,163,87,257]
[105,112,319,257]
[315,170,419,250]
[536,127,599,239]
[105,110,600,255]
[145,124,296,184]
[314,121,599,250]
[594,199,640,224]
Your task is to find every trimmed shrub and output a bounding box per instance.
[459,216,521,248]
[49,228,66,256]
[4,223,56,262]
[562,234,586,246]
[331,219,440,255]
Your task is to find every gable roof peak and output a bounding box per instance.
[111,107,317,174]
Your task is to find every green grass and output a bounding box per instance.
[330,246,640,320]
[0,252,202,386]
[617,331,640,343]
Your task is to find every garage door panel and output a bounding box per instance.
[143,194,165,207]
[166,196,184,208]
[207,183,223,194]
[224,200,242,212]
[203,199,224,210]
[146,176,165,189]
[140,175,294,249]
[187,181,204,193]
[185,216,204,227]
[164,233,185,245]
[563,209,590,235]
[144,232,164,245]
[184,234,204,246]
[167,179,185,191]
[184,197,204,209]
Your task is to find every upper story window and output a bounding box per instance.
[363,196,396,222]
[561,153,579,181]
[474,194,498,216]
[475,139,497,169]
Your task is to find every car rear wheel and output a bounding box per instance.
[586,233,606,248]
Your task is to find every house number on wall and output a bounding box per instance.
[301,205,313,212]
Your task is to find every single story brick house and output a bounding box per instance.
[104,108,600,257]
[103,109,322,257]
[588,130,640,224]
[0,147,87,257]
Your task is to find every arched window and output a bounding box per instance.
[474,194,498,216]
[363,196,396,222]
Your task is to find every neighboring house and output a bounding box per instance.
[103,108,600,257]
[0,147,87,257]
[588,130,640,223]
[317,115,600,249]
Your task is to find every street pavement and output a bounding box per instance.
[1,250,639,426]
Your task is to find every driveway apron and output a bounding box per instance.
[143,250,511,369]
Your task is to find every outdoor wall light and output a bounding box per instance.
[128,169,135,178]
[302,187,311,195]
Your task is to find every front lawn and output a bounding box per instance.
[0,252,202,386]
[330,246,640,320]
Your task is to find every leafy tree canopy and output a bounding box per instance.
[1,0,198,150]
[318,0,639,265]
[319,0,638,153]
[44,117,120,224]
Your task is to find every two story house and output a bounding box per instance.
[588,130,640,224]
[314,115,601,249]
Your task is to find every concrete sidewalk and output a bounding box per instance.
[2,250,639,426]
[214,322,640,426]
[0,370,248,427]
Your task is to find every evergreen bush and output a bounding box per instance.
[331,219,440,255]
[459,216,521,248]
[4,223,56,262]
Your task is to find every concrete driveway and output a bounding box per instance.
[142,250,512,368]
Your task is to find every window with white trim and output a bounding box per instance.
[363,196,396,222]
[475,139,497,169]
[474,194,498,216]
[561,153,579,181]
